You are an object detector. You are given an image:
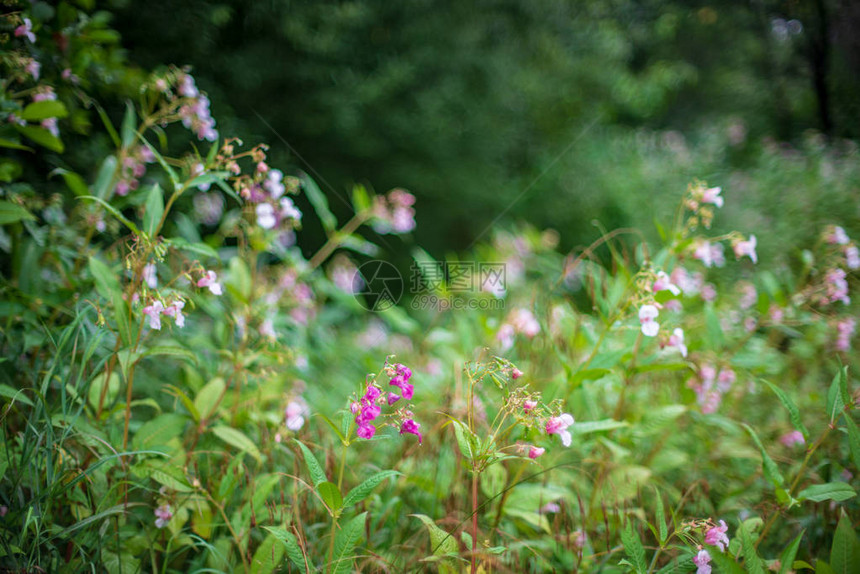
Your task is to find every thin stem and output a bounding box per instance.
[307,212,368,271]
[471,471,479,574]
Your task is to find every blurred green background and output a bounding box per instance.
[111,0,860,260]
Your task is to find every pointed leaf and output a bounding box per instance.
[743,423,784,487]
[143,184,164,237]
[121,102,137,147]
[343,470,400,507]
[412,514,458,556]
[654,486,667,545]
[21,100,68,121]
[831,512,860,574]
[779,531,805,574]
[620,522,647,573]
[317,481,343,513]
[211,425,262,463]
[798,483,856,503]
[764,380,809,440]
[300,172,337,232]
[843,415,860,472]
[15,125,63,152]
[0,201,36,225]
[261,527,307,572]
[295,440,327,487]
[330,512,366,574]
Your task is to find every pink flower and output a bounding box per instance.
[387,392,401,405]
[41,118,59,138]
[25,58,40,80]
[738,282,758,310]
[700,186,723,208]
[824,268,850,305]
[733,235,757,263]
[639,304,660,337]
[528,446,545,459]
[693,549,712,574]
[400,418,422,444]
[511,367,523,380]
[693,241,725,268]
[704,519,730,552]
[523,399,538,412]
[256,203,277,229]
[836,317,856,352]
[780,430,805,448]
[197,270,223,295]
[142,301,164,330]
[285,400,309,431]
[539,501,561,514]
[162,301,185,328]
[154,504,173,529]
[15,18,36,43]
[653,271,681,296]
[828,226,850,245]
[668,328,687,357]
[546,413,574,446]
[357,423,376,439]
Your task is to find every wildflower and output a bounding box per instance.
[671,267,703,296]
[24,58,40,80]
[197,270,223,295]
[357,423,376,439]
[824,268,850,305]
[154,504,173,528]
[280,197,302,221]
[693,549,712,574]
[142,301,164,330]
[191,162,211,191]
[162,301,185,328]
[41,118,59,138]
[0,506,7,517]
[523,399,538,412]
[400,418,423,444]
[285,400,309,431]
[143,262,158,289]
[836,317,856,352]
[263,169,285,198]
[260,318,276,339]
[528,446,545,459]
[539,501,561,514]
[389,363,414,400]
[846,245,860,270]
[700,186,723,208]
[693,241,725,268]
[828,226,850,245]
[738,282,757,309]
[667,328,687,357]
[639,304,660,337]
[496,323,515,350]
[704,519,730,552]
[15,18,36,43]
[511,367,524,380]
[780,430,805,448]
[716,368,736,392]
[664,299,683,312]
[701,283,717,302]
[546,413,574,447]
[653,271,681,295]
[372,189,416,234]
[732,235,757,263]
[387,392,400,405]
[61,68,80,84]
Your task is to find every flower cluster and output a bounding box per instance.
[116,146,156,196]
[686,364,736,414]
[352,360,422,444]
[835,317,856,352]
[174,71,218,142]
[372,189,416,234]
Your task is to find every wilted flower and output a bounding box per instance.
[639,304,660,337]
[546,413,574,446]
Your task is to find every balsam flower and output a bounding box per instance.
[162,301,185,328]
[400,418,422,444]
[197,270,223,295]
[846,245,860,270]
[154,504,173,529]
[142,301,164,330]
[652,271,681,295]
[667,328,687,357]
[704,519,730,552]
[143,262,158,289]
[693,549,711,574]
[15,18,36,43]
[523,399,538,413]
[546,413,574,446]
[733,235,757,263]
[828,226,850,245]
[528,446,545,459]
[639,304,660,337]
[285,399,309,431]
[780,430,805,448]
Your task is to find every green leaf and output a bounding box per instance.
[572,419,628,435]
[831,512,860,574]
[798,483,856,503]
[330,512,366,574]
[743,423,784,487]
[250,533,285,574]
[164,384,199,422]
[300,172,337,232]
[351,184,371,213]
[827,367,850,423]
[132,413,187,452]
[737,519,765,574]
[0,137,33,151]
[412,514,458,556]
[21,100,69,121]
[709,550,746,574]
[656,554,695,574]
[704,304,724,347]
[94,103,120,148]
[295,440,327,487]
[261,527,307,572]
[620,522,647,573]
[779,531,805,574]
[137,134,178,187]
[80,195,140,235]
[764,380,810,440]
[94,155,118,199]
[654,486,667,545]
[194,377,225,421]
[121,102,137,148]
[0,384,34,407]
[142,345,197,364]
[50,168,89,196]
[343,470,400,507]
[211,425,262,463]
[843,415,860,472]
[317,481,343,513]
[0,201,36,225]
[143,184,164,237]
[15,125,64,152]
[452,420,477,461]
[166,237,220,260]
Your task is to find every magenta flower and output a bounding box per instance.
[825,268,850,305]
[528,446,545,459]
[693,549,712,574]
[511,367,524,380]
[142,301,164,330]
[400,418,422,444]
[15,18,36,43]
[197,270,223,295]
[154,504,173,529]
[357,423,376,439]
[387,392,401,405]
[652,271,681,295]
[704,519,730,552]
[639,304,660,337]
[733,235,757,263]
[546,413,574,447]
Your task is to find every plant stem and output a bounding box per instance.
[471,470,479,574]
[308,212,368,271]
